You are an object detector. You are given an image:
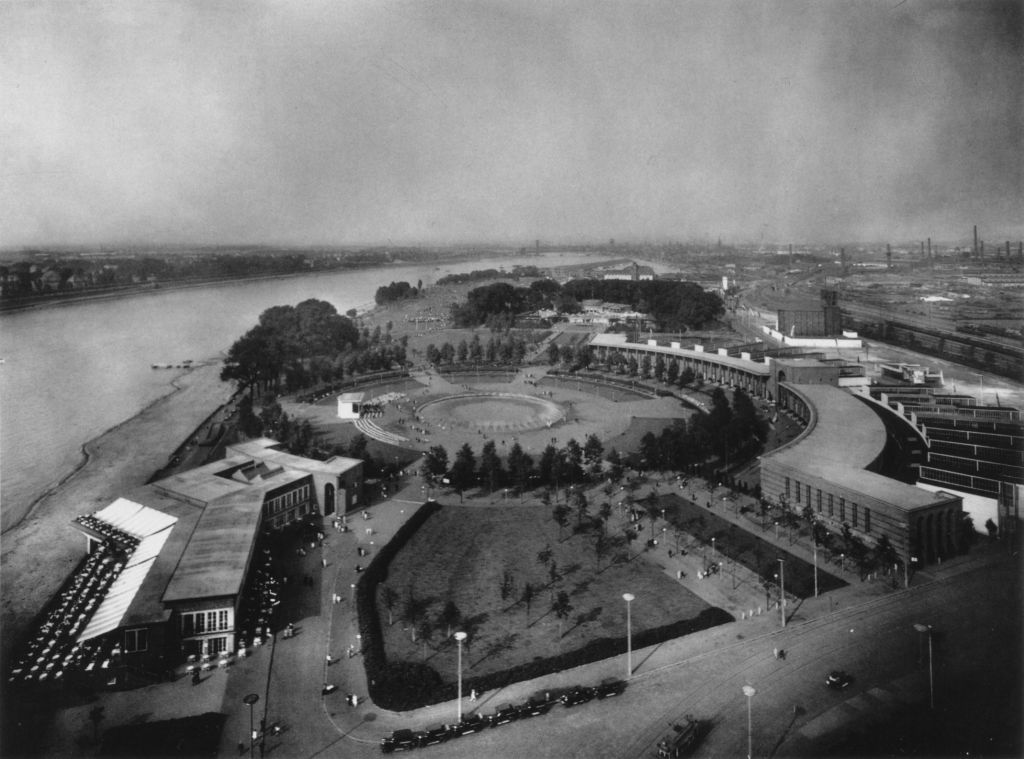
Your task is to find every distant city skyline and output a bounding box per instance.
[2,1,1021,248]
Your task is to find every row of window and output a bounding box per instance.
[181,609,231,637]
[267,484,310,516]
[784,477,871,533]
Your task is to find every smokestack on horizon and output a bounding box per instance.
[927,237,932,261]
[974,225,979,258]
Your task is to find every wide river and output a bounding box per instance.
[0,252,606,532]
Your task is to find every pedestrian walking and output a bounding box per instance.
[773,647,779,659]
[321,558,327,568]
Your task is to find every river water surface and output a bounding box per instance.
[0,252,602,531]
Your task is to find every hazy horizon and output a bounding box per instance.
[2,1,1021,248]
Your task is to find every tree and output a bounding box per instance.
[583,434,605,476]
[623,525,638,559]
[564,438,584,482]
[423,445,449,480]
[654,355,666,382]
[606,448,624,483]
[508,442,532,494]
[679,366,695,387]
[438,600,461,638]
[381,585,399,626]
[537,544,553,574]
[666,360,679,385]
[547,342,561,364]
[598,501,613,532]
[478,440,504,492]
[520,582,535,625]
[594,531,609,570]
[450,443,477,493]
[572,488,589,529]
[552,503,570,540]
[403,593,430,642]
[551,591,573,639]
[456,339,469,362]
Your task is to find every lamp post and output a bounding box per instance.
[813,542,819,598]
[742,685,756,759]
[913,623,934,709]
[778,558,786,627]
[454,631,467,722]
[622,593,635,678]
[243,693,260,759]
[711,537,716,559]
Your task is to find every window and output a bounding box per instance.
[839,498,846,522]
[218,610,229,630]
[852,503,859,528]
[181,609,230,637]
[806,485,811,506]
[785,477,790,499]
[209,636,227,654]
[865,507,871,533]
[124,628,149,653]
[828,494,834,516]
[816,490,822,513]
[795,481,801,503]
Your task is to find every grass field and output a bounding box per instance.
[376,503,716,684]
[655,493,847,598]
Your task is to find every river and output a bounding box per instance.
[0,252,605,531]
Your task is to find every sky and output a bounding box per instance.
[1,0,1020,248]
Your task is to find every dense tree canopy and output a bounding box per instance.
[221,299,362,391]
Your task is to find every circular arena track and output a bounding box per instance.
[416,392,566,433]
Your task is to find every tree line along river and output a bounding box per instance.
[0,252,606,532]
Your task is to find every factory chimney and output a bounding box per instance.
[974,225,979,258]
[789,244,793,267]
[1006,241,1011,261]
[927,237,932,262]
[888,244,893,269]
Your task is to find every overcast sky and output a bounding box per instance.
[1,0,1020,247]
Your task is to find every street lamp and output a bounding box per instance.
[742,685,756,759]
[622,593,635,678]
[454,631,467,722]
[711,536,716,559]
[813,542,819,598]
[778,558,786,627]
[913,623,934,709]
[243,693,260,759]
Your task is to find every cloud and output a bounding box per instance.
[1,0,1020,247]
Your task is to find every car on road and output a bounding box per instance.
[594,679,627,699]
[488,703,520,727]
[380,729,424,753]
[447,714,486,737]
[560,686,596,707]
[825,670,853,690]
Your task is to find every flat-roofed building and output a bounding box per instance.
[8,441,366,687]
[762,384,962,566]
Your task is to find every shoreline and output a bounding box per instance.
[0,369,194,535]
[0,252,493,316]
[0,362,234,669]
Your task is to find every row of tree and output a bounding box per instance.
[423,333,536,366]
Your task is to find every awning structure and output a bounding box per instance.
[76,503,177,642]
[93,497,177,538]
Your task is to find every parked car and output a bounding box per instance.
[447,714,486,737]
[594,679,627,699]
[488,703,520,727]
[380,729,423,753]
[419,725,450,747]
[516,695,556,718]
[825,670,853,690]
[560,686,596,707]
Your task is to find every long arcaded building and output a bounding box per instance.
[589,333,963,568]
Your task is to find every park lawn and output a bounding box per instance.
[655,493,847,598]
[377,503,713,684]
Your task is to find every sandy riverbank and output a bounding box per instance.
[0,361,234,667]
